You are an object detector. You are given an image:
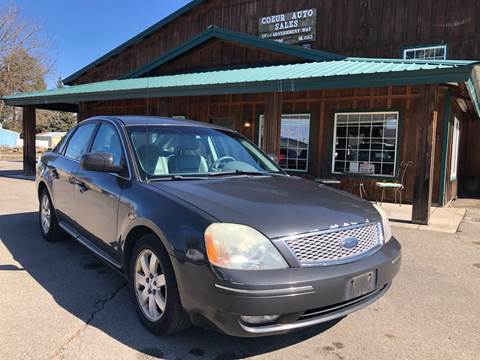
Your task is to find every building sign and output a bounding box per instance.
[259,9,317,45]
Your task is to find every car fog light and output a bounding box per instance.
[240,314,280,325]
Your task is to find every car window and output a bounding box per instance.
[127,126,281,178]
[90,123,124,167]
[64,122,97,160]
[53,128,73,154]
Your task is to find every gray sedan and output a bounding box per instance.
[36,116,401,337]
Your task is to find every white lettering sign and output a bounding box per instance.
[259,9,317,45]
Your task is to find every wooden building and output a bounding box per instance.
[4,0,480,225]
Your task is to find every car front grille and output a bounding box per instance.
[283,222,382,266]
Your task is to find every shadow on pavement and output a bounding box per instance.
[0,169,34,181]
[0,211,341,359]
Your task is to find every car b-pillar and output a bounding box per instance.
[22,105,37,176]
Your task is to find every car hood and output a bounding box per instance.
[150,176,381,239]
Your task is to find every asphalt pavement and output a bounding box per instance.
[1,167,479,360]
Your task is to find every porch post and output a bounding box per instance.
[412,85,439,225]
[22,105,37,176]
[263,92,282,155]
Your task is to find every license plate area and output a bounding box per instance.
[346,270,377,300]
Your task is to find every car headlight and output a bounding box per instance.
[204,223,288,270]
[373,204,392,243]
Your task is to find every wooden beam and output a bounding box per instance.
[263,92,282,155]
[22,106,36,176]
[412,85,439,225]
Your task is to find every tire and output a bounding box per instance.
[39,189,64,242]
[129,233,190,336]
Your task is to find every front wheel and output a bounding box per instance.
[129,234,190,336]
[39,189,64,242]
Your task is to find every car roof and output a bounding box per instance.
[88,115,233,132]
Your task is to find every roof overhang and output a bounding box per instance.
[4,60,480,114]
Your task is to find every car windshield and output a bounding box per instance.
[127,125,283,179]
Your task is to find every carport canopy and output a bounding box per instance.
[4,58,480,113]
[3,57,480,226]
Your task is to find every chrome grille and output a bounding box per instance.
[284,223,382,265]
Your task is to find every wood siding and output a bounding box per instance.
[78,85,445,205]
[73,0,480,84]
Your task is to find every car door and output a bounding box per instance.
[50,122,98,223]
[71,121,129,261]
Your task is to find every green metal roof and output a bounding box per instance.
[124,26,344,79]
[63,0,206,85]
[5,59,480,115]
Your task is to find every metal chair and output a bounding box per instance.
[346,172,367,199]
[376,161,414,206]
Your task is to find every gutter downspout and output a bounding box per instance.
[438,90,452,207]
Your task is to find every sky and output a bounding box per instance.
[1,0,192,88]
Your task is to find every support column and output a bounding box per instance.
[412,85,439,225]
[263,92,282,155]
[22,106,36,176]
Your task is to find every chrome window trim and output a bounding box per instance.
[276,222,383,267]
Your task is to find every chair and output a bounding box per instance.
[346,172,367,199]
[315,163,342,187]
[376,161,414,206]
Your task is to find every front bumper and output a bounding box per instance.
[171,237,401,337]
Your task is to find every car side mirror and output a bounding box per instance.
[268,153,279,164]
[80,152,124,173]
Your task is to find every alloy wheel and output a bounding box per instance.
[40,194,51,234]
[134,249,167,321]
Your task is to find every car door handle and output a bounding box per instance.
[71,178,88,193]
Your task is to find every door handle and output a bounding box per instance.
[71,178,88,193]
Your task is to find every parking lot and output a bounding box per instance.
[1,165,480,360]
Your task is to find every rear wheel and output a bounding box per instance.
[129,234,190,335]
[39,189,64,242]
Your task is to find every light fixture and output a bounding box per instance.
[244,121,252,128]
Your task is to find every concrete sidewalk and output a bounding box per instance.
[378,203,466,234]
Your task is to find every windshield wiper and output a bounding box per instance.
[148,175,209,182]
[207,170,272,177]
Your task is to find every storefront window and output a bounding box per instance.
[279,114,311,172]
[332,112,399,177]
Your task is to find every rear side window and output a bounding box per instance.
[64,122,97,160]
[90,123,124,167]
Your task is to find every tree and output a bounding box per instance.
[0,3,51,122]
[0,3,76,135]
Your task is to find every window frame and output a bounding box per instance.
[331,110,402,179]
[402,44,448,60]
[450,116,460,181]
[259,113,312,173]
